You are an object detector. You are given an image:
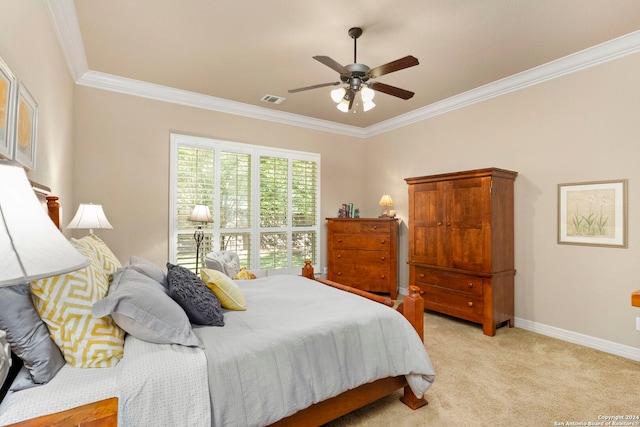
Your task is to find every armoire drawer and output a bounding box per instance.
[412,266,483,296]
[419,285,484,323]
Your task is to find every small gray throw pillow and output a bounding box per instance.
[0,283,65,390]
[93,267,202,346]
[166,263,224,327]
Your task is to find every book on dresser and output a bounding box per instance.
[326,218,398,300]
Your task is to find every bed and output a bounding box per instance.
[0,195,435,427]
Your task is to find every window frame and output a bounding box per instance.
[169,133,321,276]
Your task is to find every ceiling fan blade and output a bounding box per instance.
[313,56,350,76]
[288,81,341,93]
[369,81,415,100]
[368,55,419,78]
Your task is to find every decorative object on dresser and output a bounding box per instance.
[67,203,114,236]
[405,167,517,336]
[378,194,394,217]
[327,217,399,299]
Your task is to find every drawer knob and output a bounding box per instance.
[344,225,348,229]
[373,225,378,229]
[337,238,342,243]
[447,222,451,226]
[380,239,386,244]
[337,254,342,259]
[380,275,385,279]
[380,256,385,261]
[437,221,442,226]
[419,273,425,278]
[467,282,474,288]
[337,272,342,276]
[468,301,474,307]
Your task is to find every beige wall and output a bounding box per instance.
[364,52,640,350]
[0,0,76,217]
[72,86,367,268]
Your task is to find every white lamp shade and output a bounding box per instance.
[188,205,213,223]
[330,87,346,103]
[363,100,376,112]
[67,203,114,230]
[361,87,375,102]
[0,161,89,287]
[379,194,394,206]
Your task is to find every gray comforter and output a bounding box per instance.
[194,275,436,427]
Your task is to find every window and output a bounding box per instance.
[169,134,320,275]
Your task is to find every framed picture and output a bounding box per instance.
[13,80,38,170]
[558,180,627,248]
[0,57,17,159]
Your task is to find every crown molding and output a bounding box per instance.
[45,0,88,81]
[47,1,640,138]
[77,71,367,138]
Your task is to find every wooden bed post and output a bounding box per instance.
[397,285,428,409]
[46,196,61,229]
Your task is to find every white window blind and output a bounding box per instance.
[169,134,320,275]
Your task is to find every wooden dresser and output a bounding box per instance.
[405,168,517,336]
[327,218,398,299]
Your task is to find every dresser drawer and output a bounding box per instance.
[419,284,484,323]
[332,234,391,250]
[412,266,483,296]
[331,249,391,265]
[329,264,391,287]
[331,220,391,234]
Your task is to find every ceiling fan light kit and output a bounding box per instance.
[288,27,419,113]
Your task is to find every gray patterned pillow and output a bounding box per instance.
[166,263,224,326]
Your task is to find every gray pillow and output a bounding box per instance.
[0,283,65,390]
[126,256,168,290]
[166,263,225,326]
[93,267,202,347]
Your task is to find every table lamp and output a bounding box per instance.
[67,203,113,235]
[0,160,89,288]
[188,204,213,273]
[379,194,394,218]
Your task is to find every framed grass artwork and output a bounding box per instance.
[558,179,627,248]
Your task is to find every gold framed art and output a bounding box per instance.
[0,57,17,160]
[13,81,38,170]
[558,179,627,248]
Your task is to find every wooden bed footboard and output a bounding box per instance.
[269,280,428,427]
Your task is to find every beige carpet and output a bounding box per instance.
[325,311,639,427]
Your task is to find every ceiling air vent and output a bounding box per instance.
[261,94,285,104]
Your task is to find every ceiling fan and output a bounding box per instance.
[288,27,419,112]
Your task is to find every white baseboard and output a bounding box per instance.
[400,288,640,361]
[514,318,640,362]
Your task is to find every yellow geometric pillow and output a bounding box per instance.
[200,268,247,311]
[71,234,122,278]
[30,244,124,368]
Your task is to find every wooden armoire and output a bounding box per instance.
[405,168,517,336]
